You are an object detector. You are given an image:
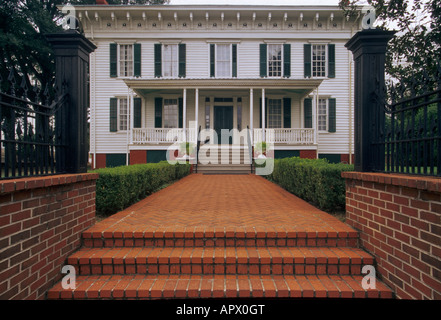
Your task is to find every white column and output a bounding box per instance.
[313,88,318,147]
[249,88,253,144]
[195,88,199,145]
[183,88,187,141]
[262,88,266,141]
[129,90,134,145]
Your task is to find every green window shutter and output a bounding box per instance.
[210,44,215,77]
[134,43,141,77]
[134,98,142,128]
[109,43,117,78]
[110,98,118,132]
[328,98,336,132]
[304,98,312,128]
[179,43,186,78]
[304,44,311,78]
[283,44,291,78]
[260,43,267,78]
[154,43,162,78]
[178,98,183,128]
[328,44,335,78]
[232,44,237,78]
[283,98,291,128]
[154,97,163,128]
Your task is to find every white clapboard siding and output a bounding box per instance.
[85,6,358,157]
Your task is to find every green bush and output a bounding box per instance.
[266,157,354,212]
[94,161,191,216]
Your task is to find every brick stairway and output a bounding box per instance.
[47,174,394,299]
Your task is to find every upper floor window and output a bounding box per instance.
[119,44,133,77]
[110,43,141,78]
[162,44,179,78]
[312,44,326,78]
[260,43,291,78]
[155,43,186,78]
[210,43,237,78]
[304,43,335,78]
[268,44,283,78]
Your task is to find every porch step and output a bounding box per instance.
[47,274,394,300]
[81,226,359,248]
[197,164,251,174]
[66,246,374,276]
[197,145,251,168]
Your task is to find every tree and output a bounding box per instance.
[339,0,440,94]
[0,0,169,95]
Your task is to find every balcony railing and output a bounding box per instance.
[253,128,315,144]
[132,128,197,144]
[132,128,315,145]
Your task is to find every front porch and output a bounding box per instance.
[131,127,316,145]
[124,78,322,148]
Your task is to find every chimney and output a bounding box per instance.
[96,0,109,4]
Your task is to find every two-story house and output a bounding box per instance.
[75,4,361,169]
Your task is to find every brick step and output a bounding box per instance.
[82,227,359,248]
[47,274,393,300]
[67,246,374,276]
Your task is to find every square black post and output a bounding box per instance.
[46,30,96,174]
[345,29,395,172]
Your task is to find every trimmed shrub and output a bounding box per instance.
[94,162,191,216]
[266,157,354,212]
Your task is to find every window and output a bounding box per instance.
[216,44,231,77]
[163,99,179,128]
[268,99,282,128]
[312,44,326,78]
[318,98,327,131]
[210,44,237,78]
[119,98,128,131]
[163,44,178,78]
[119,44,133,77]
[205,97,210,129]
[268,44,282,77]
[155,43,186,78]
[110,43,141,78]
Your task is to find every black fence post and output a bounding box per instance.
[345,29,395,172]
[46,30,96,174]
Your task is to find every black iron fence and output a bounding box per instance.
[0,30,96,180]
[0,70,68,179]
[372,67,441,176]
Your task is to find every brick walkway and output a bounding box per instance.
[48,174,394,299]
[84,174,356,237]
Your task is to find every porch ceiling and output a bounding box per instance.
[124,78,323,97]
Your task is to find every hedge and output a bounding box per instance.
[94,162,191,216]
[266,157,354,212]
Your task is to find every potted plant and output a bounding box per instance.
[179,141,195,158]
[254,141,267,158]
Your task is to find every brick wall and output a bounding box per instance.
[0,173,98,300]
[343,172,441,299]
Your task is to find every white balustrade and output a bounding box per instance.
[132,128,196,144]
[253,128,315,144]
[133,128,314,145]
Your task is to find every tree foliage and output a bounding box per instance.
[0,0,169,95]
[339,0,440,94]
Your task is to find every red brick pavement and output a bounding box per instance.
[85,174,355,237]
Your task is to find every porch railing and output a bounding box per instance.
[253,128,315,144]
[132,128,197,144]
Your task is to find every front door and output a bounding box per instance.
[214,106,233,144]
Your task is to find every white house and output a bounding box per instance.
[75,3,361,169]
